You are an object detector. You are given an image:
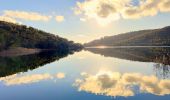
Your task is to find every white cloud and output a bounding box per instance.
[80,18,86,22]
[3,10,52,22]
[74,71,170,97]
[55,15,65,22]
[74,0,170,26]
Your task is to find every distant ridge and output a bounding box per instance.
[84,26,170,47]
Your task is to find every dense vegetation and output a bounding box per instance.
[84,26,170,46]
[0,21,82,52]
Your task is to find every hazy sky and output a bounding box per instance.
[1,0,170,43]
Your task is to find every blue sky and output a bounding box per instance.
[1,0,170,43]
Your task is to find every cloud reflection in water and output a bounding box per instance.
[0,72,66,86]
[74,71,170,97]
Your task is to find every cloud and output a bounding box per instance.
[74,0,170,26]
[55,15,65,22]
[122,0,160,19]
[0,74,51,86]
[74,0,121,26]
[74,71,134,97]
[3,10,52,22]
[56,72,65,79]
[0,10,66,24]
[0,16,17,23]
[0,72,66,86]
[159,0,170,12]
[74,71,170,97]
[80,18,86,22]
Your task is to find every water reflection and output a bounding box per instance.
[154,64,170,79]
[86,47,170,79]
[0,47,170,99]
[0,50,75,77]
[85,47,170,65]
[56,72,66,79]
[74,71,170,97]
[0,72,66,86]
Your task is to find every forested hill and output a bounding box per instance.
[0,21,82,52]
[84,26,170,47]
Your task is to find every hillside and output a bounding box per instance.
[84,26,170,47]
[0,21,82,52]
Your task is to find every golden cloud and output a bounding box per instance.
[74,71,170,97]
[3,10,52,21]
[55,15,65,22]
[0,74,51,86]
[0,16,17,23]
[0,72,66,86]
[159,0,170,12]
[56,72,65,79]
[74,0,170,25]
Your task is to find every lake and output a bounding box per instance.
[0,47,170,100]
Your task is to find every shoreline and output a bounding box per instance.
[85,46,170,49]
[0,47,42,57]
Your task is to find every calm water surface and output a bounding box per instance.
[0,47,170,100]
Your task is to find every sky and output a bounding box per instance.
[0,0,170,43]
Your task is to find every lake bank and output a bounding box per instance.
[0,47,41,57]
[85,46,170,49]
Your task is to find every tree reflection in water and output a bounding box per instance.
[86,47,170,79]
[154,64,170,79]
[0,50,79,77]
